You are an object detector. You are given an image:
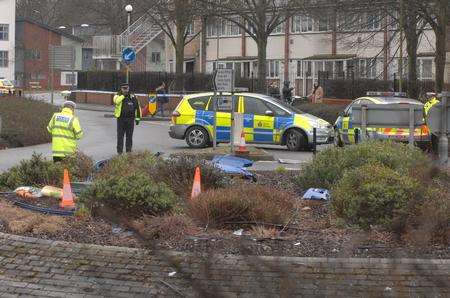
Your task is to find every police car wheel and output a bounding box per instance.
[186,126,209,148]
[286,129,305,151]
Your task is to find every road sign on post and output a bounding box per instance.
[212,69,235,150]
[213,69,234,92]
[122,47,136,64]
[49,45,75,104]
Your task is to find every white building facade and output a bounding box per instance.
[201,12,436,96]
[0,0,15,81]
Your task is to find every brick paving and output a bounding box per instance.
[0,232,449,297]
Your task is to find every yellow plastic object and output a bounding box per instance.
[41,186,63,198]
[148,93,157,116]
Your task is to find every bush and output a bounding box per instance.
[96,151,159,178]
[406,173,450,244]
[332,163,424,231]
[296,140,432,190]
[0,96,58,147]
[188,184,294,228]
[294,103,345,124]
[153,155,231,198]
[0,153,93,190]
[80,172,178,216]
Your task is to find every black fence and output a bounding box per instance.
[318,71,435,100]
[77,71,254,93]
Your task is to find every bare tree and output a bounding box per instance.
[200,0,304,93]
[413,0,450,93]
[141,0,202,91]
[16,0,65,26]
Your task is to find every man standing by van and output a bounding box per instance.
[113,83,141,154]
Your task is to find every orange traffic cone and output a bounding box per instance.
[191,167,201,200]
[60,169,75,209]
[236,131,249,154]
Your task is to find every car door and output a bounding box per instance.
[264,101,292,144]
[341,100,359,144]
[242,96,274,143]
[206,95,238,142]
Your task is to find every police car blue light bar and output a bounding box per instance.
[366,91,408,97]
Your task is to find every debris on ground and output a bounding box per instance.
[14,187,42,200]
[302,188,331,201]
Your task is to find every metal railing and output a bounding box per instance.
[93,14,162,60]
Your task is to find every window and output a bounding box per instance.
[420,59,433,79]
[267,60,280,78]
[317,16,331,32]
[358,59,377,78]
[270,21,285,34]
[291,15,313,33]
[0,24,8,41]
[208,18,241,37]
[151,52,161,63]
[207,95,238,112]
[65,73,76,85]
[296,60,302,78]
[305,61,312,77]
[25,49,41,60]
[0,51,8,68]
[244,96,269,115]
[366,12,381,30]
[185,22,194,36]
[188,96,210,111]
[266,102,290,117]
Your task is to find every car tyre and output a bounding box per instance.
[186,126,209,148]
[286,129,306,151]
[334,129,343,147]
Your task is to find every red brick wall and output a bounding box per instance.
[21,22,62,90]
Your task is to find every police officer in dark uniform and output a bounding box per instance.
[113,83,142,154]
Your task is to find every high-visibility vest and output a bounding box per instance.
[113,94,142,120]
[47,108,83,157]
[424,97,439,117]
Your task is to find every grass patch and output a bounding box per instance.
[0,96,58,147]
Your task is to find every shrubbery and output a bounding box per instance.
[296,140,431,190]
[0,153,93,190]
[96,151,158,178]
[332,163,424,231]
[153,155,231,198]
[188,184,294,228]
[80,172,177,216]
[294,103,344,124]
[0,96,58,147]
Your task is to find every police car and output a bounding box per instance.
[169,92,333,151]
[333,92,431,147]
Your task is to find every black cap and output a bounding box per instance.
[120,83,129,88]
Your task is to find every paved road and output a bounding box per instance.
[0,109,318,172]
[0,232,449,297]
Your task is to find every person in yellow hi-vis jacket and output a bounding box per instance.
[47,101,83,162]
[113,83,142,154]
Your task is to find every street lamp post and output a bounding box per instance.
[125,4,133,84]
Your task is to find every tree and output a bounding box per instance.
[413,0,450,93]
[141,0,202,91]
[200,0,303,93]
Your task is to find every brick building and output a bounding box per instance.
[15,18,83,90]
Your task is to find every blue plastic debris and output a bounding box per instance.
[212,155,253,168]
[211,155,256,181]
[302,188,331,201]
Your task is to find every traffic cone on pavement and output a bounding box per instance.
[60,169,75,209]
[191,167,201,200]
[236,131,249,154]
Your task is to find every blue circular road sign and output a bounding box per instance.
[122,47,136,64]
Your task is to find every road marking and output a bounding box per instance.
[141,121,169,127]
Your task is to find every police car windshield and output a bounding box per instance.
[258,95,304,114]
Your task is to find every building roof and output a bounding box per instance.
[219,56,258,61]
[302,54,357,60]
[16,17,84,43]
[417,52,435,57]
